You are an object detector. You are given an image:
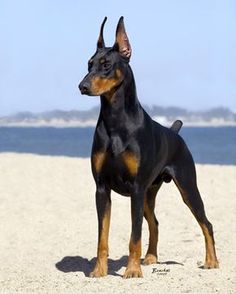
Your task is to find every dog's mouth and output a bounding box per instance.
[79,69,124,97]
[78,80,103,97]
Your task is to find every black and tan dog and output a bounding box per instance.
[79,17,219,278]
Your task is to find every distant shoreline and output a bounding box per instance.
[0,106,235,128]
[0,119,236,128]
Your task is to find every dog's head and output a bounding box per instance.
[79,17,132,97]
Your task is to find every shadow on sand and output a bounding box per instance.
[55,256,184,277]
[55,255,128,277]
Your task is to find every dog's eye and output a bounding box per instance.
[102,62,112,71]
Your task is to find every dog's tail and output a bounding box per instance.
[170,119,183,134]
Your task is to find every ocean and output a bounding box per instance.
[0,126,235,165]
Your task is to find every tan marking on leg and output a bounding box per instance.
[123,238,143,278]
[143,196,158,265]
[90,204,111,277]
[200,223,219,269]
[122,151,139,177]
[92,151,106,173]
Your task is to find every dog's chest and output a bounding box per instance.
[110,134,127,155]
[106,154,136,196]
[92,148,139,196]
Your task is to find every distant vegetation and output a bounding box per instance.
[144,105,236,124]
[0,106,235,126]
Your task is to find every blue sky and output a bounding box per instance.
[0,0,235,116]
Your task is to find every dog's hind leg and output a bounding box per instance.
[143,183,161,265]
[172,147,219,269]
[142,120,183,266]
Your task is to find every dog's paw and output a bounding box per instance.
[123,265,143,278]
[90,264,107,278]
[143,254,157,265]
[203,259,219,269]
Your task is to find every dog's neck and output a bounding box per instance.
[98,65,144,154]
[99,65,143,130]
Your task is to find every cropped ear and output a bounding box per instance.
[97,17,107,49]
[113,16,132,59]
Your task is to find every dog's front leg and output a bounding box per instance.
[123,187,144,278]
[90,185,111,278]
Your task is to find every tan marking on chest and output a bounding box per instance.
[92,151,107,173]
[122,151,139,176]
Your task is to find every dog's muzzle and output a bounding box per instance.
[79,81,90,95]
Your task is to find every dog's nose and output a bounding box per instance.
[79,82,90,95]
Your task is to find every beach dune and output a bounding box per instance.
[0,153,235,293]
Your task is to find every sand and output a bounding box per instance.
[0,153,235,293]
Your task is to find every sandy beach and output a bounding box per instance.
[0,153,235,293]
